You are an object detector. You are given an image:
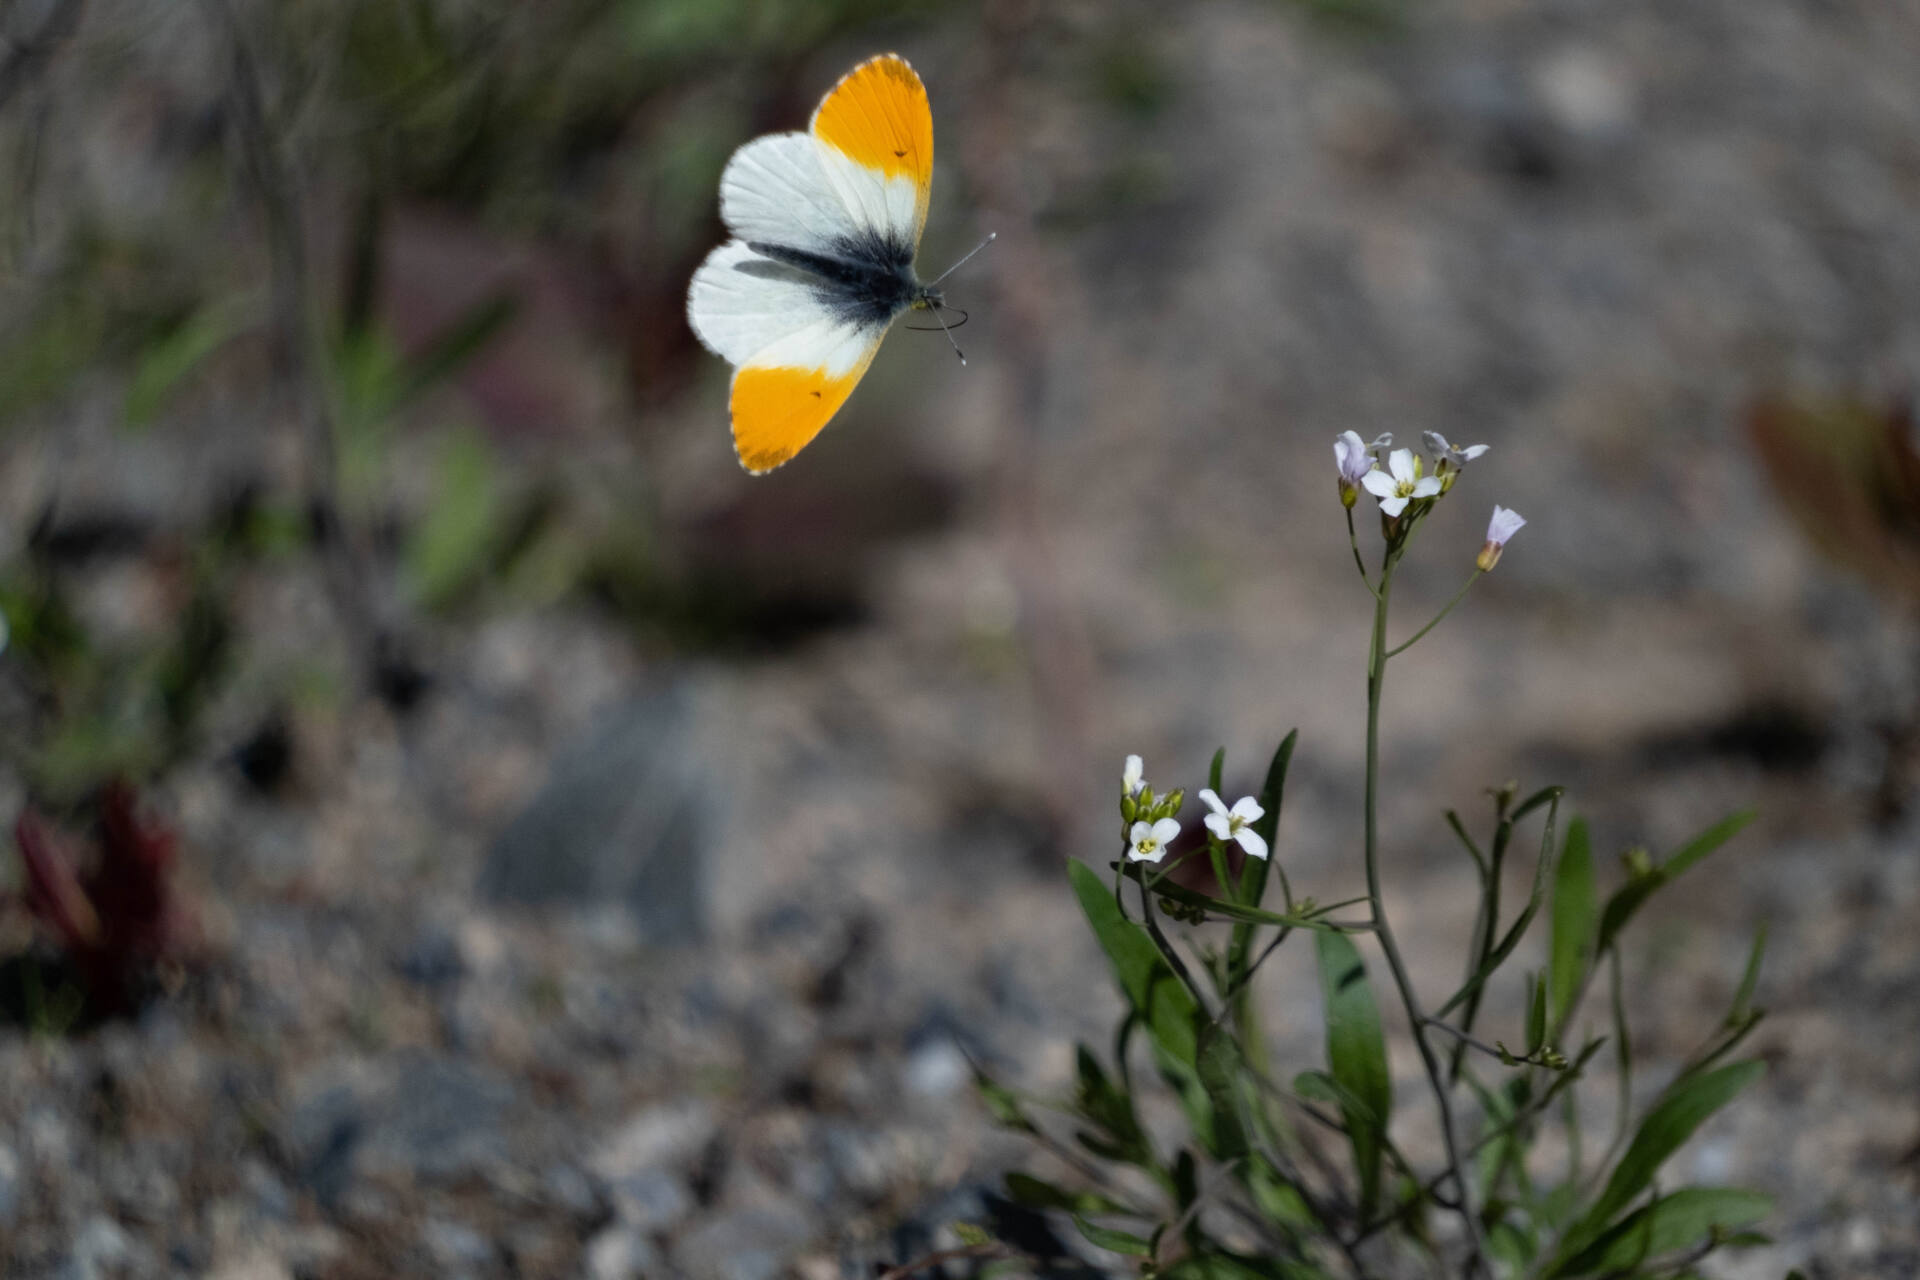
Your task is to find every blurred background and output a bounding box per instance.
[0,0,1916,1275]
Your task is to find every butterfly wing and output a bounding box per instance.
[808,53,934,248]
[687,241,887,473]
[687,53,934,473]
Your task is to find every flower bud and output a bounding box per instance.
[1478,504,1526,572]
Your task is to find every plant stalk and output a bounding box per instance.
[1364,547,1488,1275]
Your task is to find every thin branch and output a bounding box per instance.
[210,0,386,692]
[1385,569,1483,658]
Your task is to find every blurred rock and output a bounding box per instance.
[61,1214,148,1280]
[589,1099,717,1182]
[286,1055,517,1204]
[583,1225,662,1280]
[394,922,466,989]
[480,685,721,943]
[603,1167,693,1232]
[672,1195,814,1280]
[421,1218,493,1270]
[541,1161,601,1219]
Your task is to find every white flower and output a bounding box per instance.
[1128,817,1181,864]
[1423,431,1490,492]
[1422,430,1489,469]
[1360,448,1443,517]
[1122,754,1145,796]
[1477,505,1526,570]
[1333,432,1376,507]
[1199,789,1268,860]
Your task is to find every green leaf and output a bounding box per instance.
[1070,860,1199,1068]
[124,300,251,427]
[1599,811,1755,952]
[1512,785,1566,822]
[1662,810,1758,878]
[1208,746,1226,797]
[1246,1158,1318,1232]
[1729,924,1767,1024]
[1550,818,1597,1029]
[1556,1060,1766,1262]
[1071,1214,1153,1257]
[1436,793,1562,1019]
[404,429,502,608]
[1315,929,1391,1217]
[1143,877,1338,930]
[973,1072,1036,1134]
[1553,1188,1772,1276]
[1238,730,1298,919]
[1003,1172,1130,1216]
[1073,1044,1149,1161]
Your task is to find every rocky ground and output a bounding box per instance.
[2,0,1919,1277]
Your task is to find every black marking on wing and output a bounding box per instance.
[741,232,919,329]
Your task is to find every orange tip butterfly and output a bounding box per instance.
[686,54,988,474]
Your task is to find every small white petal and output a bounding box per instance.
[1367,433,1394,451]
[1151,817,1181,844]
[1460,443,1490,460]
[1233,828,1270,860]
[1204,812,1231,840]
[1198,788,1228,817]
[1486,505,1527,544]
[1388,448,1417,484]
[1421,430,1449,455]
[1378,495,1410,517]
[1123,754,1144,793]
[1411,477,1444,498]
[1230,796,1264,822]
[1361,471,1399,498]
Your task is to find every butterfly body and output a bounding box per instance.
[687,54,940,474]
[743,238,940,331]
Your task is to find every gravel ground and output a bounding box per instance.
[2,0,1919,1277]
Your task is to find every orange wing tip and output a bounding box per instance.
[730,363,864,476]
[810,53,932,184]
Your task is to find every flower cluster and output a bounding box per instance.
[1120,756,1267,865]
[1333,428,1523,568]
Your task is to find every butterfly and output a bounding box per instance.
[686,54,982,474]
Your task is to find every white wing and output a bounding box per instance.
[686,240,882,374]
[718,133,921,255]
[718,134,861,253]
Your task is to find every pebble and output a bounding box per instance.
[421,1218,493,1269]
[604,1167,694,1232]
[672,1197,814,1280]
[62,1214,145,1280]
[590,1099,717,1181]
[584,1225,662,1280]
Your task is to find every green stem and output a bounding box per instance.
[1385,569,1483,658]
[1364,548,1488,1275]
[1346,505,1380,597]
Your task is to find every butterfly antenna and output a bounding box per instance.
[928,302,967,365]
[930,231,997,286]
